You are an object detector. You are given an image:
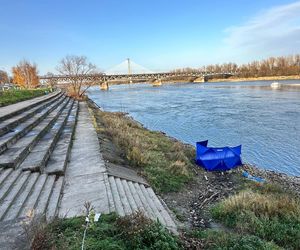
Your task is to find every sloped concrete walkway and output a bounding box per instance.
[59,102,109,217]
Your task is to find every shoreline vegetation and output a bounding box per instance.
[208,74,300,83]
[0,88,51,107]
[85,99,300,249]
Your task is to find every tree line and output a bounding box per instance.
[173,54,300,78]
[0,60,39,88]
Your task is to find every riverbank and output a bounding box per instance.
[208,75,300,82]
[87,99,300,249]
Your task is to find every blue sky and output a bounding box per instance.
[0,0,299,74]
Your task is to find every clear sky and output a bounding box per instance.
[0,0,300,74]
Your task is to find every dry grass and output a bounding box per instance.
[220,190,300,219]
[91,107,194,192]
[22,211,51,250]
[212,188,300,249]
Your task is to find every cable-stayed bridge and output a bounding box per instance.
[105,58,154,75]
[40,59,234,89]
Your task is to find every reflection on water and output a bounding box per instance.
[88,80,300,176]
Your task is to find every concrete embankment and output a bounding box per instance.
[0,93,177,249]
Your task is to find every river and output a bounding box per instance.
[87,80,300,176]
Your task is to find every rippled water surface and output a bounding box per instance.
[88,80,300,176]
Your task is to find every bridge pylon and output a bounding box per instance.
[193,76,205,83]
[100,80,109,90]
[152,79,162,86]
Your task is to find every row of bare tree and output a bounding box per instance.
[173,54,300,77]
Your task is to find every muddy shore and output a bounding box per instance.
[87,98,300,230]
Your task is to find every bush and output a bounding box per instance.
[116,212,181,250]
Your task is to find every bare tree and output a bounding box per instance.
[56,55,99,99]
[44,72,57,89]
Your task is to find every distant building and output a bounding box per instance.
[0,83,18,91]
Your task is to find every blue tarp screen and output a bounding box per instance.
[195,140,242,171]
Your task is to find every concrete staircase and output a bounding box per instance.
[105,175,177,231]
[0,93,177,242]
[0,91,78,224]
[58,102,177,231]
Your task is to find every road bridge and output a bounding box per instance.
[40,59,235,89]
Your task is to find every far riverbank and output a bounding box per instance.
[208,74,300,82]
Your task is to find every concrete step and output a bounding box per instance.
[45,102,78,175]
[133,182,156,220]
[115,177,133,215]
[3,173,39,221]
[0,171,31,220]
[139,184,166,225]
[103,174,115,213]
[121,179,138,212]
[0,93,63,137]
[34,175,56,216]
[108,176,125,216]
[146,188,177,230]
[0,170,63,222]
[19,100,74,172]
[0,95,66,154]
[46,176,64,221]
[18,174,47,218]
[106,175,177,232]
[0,90,61,122]
[0,98,70,169]
[0,170,22,202]
[127,180,148,213]
[0,168,13,186]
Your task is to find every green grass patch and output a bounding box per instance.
[91,108,194,193]
[32,212,181,250]
[0,88,51,107]
[211,185,300,249]
[191,229,281,249]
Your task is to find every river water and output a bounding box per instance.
[87,80,300,176]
